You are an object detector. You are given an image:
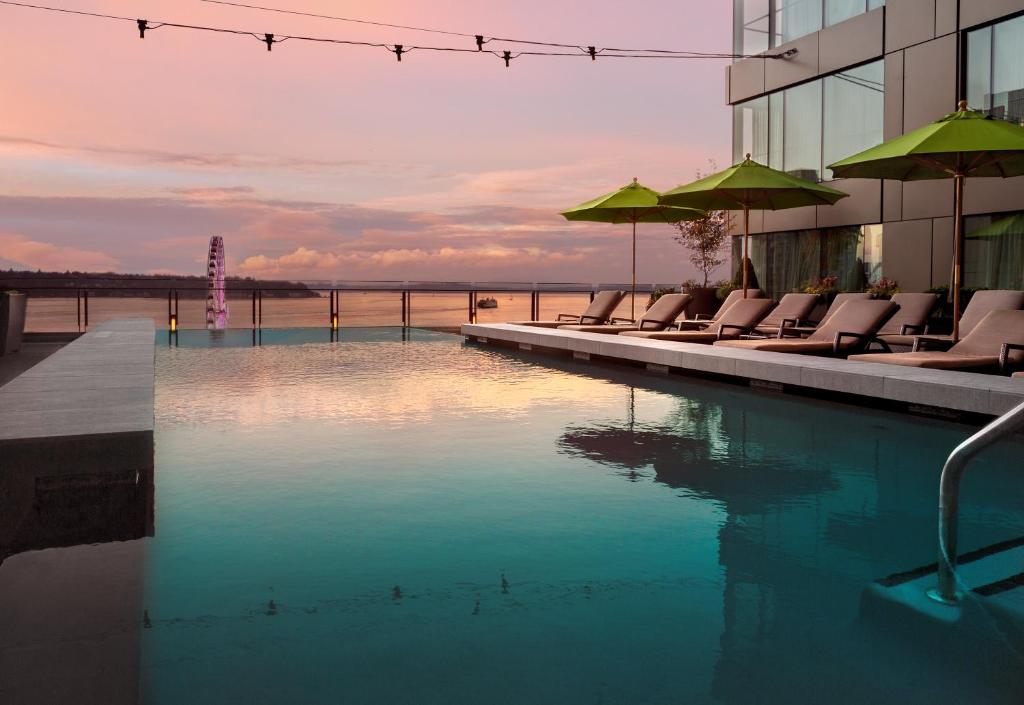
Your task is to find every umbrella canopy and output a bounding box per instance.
[561,178,703,319]
[658,157,848,296]
[829,101,1024,338]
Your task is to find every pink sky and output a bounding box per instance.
[0,0,732,284]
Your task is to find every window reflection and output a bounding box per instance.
[733,60,883,181]
[965,212,1024,290]
[733,0,884,55]
[967,16,1024,125]
[731,224,884,299]
[823,62,884,179]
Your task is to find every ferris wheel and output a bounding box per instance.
[206,235,228,329]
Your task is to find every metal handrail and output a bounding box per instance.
[930,399,1024,605]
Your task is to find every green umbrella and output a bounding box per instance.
[658,157,848,297]
[829,101,1024,339]
[562,178,703,319]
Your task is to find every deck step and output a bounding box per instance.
[860,538,1024,655]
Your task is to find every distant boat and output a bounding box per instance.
[477,297,498,309]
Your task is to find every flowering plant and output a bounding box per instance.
[866,277,900,298]
[801,276,839,296]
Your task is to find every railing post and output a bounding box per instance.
[258,289,263,329]
[83,290,89,329]
[77,289,82,332]
[468,291,475,323]
[251,290,256,329]
[406,291,411,328]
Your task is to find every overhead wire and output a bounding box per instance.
[0,0,794,65]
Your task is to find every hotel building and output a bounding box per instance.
[726,0,1024,297]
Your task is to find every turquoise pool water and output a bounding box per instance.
[145,328,1024,704]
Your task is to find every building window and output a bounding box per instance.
[964,212,1024,290]
[733,96,769,165]
[732,224,883,299]
[734,0,883,55]
[967,15,1024,125]
[823,62,884,178]
[732,60,883,179]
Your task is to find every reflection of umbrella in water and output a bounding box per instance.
[558,419,837,515]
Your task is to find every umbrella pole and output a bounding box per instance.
[952,172,965,341]
[742,206,750,298]
[631,220,637,320]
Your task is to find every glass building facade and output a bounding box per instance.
[967,15,1024,125]
[965,212,1024,290]
[733,0,884,56]
[732,225,883,299]
[733,61,884,179]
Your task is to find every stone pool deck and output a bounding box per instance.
[0,318,154,705]
[461,323,1024,419]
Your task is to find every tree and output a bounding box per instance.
[672,208,730,288]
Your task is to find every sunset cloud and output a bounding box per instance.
[0,0,731,282]
[0,232,119,272]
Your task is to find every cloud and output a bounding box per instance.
[0,136,367,172]
[0,189,708,284]
[0,232,119,272]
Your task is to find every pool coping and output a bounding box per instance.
[460,323,1024,420]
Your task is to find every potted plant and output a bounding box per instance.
[0,290,27,355]
[866,277,900,299]
[672,203,730,318]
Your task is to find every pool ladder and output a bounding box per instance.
[931,398,1024,605]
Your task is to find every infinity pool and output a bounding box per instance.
[141,328,1023,704]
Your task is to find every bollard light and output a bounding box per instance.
[331,313,339,330]
[169,314,178,332]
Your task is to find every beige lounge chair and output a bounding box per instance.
[509,290,625,328]
[674,288,764,331]
[874,292,941,347]
[752,293,819,336]
[848,310,1024,371]
[714,299,898,356]
[776,292,872,337]
[558,293,692,334]
[621,298,776,343]
[881,289,1024,349]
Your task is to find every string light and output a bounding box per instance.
[197,0,775,59]
[0,0,795,67]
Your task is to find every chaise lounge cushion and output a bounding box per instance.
[674,288,763,330]
[715,300,897,354]
[753,293,819,335]
[882,289,1024,346]
[849,309,1024,369]
[621,299,775,343]
[558,293,691,334]
[510,290,625,327]
[874,292,941,346]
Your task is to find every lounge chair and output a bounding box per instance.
[881,289,1024,349]
[1014,372,1024,379]
[773,292,872,337]
[751,293,819,336]
[848,310,1024,372]
[873,292,941,347]
[674,288,764,331]
[509,290,625,328]
[620,298,776,343]
[557,293,692,334]
[714,299,899,356]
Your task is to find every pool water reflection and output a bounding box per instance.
[18,328,1024,704]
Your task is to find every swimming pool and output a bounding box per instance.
[145,329,1023,702]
